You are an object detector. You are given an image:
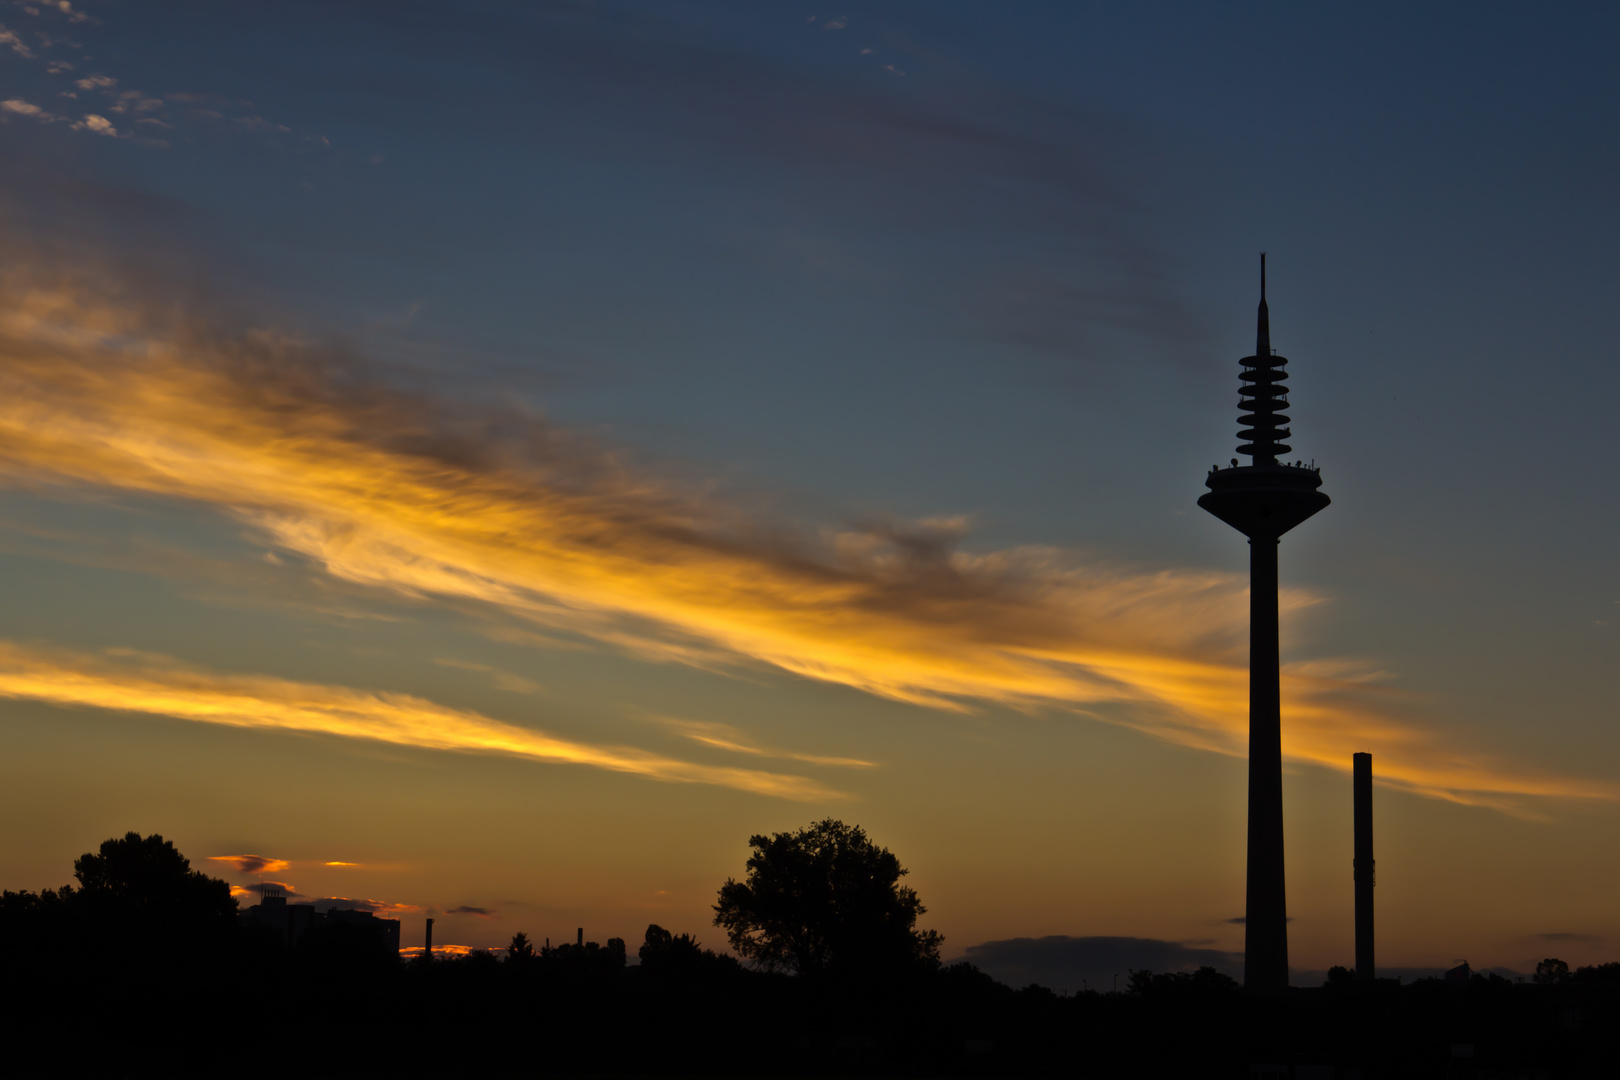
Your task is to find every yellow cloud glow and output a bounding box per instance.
[0,642,840,801]
[0,263,1607,813]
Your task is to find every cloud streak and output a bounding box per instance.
[0,641,840,801]
[0,257,1608,813]
[654,716,877,769]
[248,1,1193,353]
[209,854,290,875]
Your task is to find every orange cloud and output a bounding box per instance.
[318,897,423,918]
[234,881,297,899]
[0,257,1608,814]
[209,854,289,875]
[0,264,1257,715]
[0,642,843,801]
[399,944,490,958]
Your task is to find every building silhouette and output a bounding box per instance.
[241,885,401,954]
[1199,256,1330,995]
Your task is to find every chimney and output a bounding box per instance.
[425,917,435,961]
[1353,753,1374,980]
[576,927,584,948]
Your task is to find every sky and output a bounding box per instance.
[0,1,1616,984]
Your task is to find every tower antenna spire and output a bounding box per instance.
[1257,252,1270,359]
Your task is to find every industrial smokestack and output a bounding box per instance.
[1353,753,1374,980]
[425,917,435,961]
[576,927,583,948]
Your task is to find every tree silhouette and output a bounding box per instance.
[1573,961,1620,984]
[1534,957,1571,984]
[713,818,941,978]
[640,923,702,964]
[74,831,236,923]
[1127,966,1240,998]
[508,930,535,962]
[639,923,743,984]
[72,831,237,961]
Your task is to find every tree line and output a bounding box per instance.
[4,820,1618,1076]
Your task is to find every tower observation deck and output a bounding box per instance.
[1198,255,1330,996]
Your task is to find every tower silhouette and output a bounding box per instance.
[1353,751,1375,980]
[1199,255,1330,996]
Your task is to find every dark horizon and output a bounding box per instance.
[7,827,1618,1075]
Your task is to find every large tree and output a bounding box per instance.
[74,831,236,924]
[73,831,239,960]
[713,818,941,978]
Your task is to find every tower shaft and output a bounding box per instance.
[1244,536,1288,994]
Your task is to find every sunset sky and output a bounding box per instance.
[0,2,1616,983]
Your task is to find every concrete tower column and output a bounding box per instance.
[1245,535,1288,991]
[1198,255,1329,996]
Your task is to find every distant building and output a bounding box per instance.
[240,886,400,954]
[325,906,402,954]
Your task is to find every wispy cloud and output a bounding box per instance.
[16,2,93,26]
[1,6,321,152]
[0,641,842,801]
[433,657,541,694]
[1,98,51,118]
[0,257,1609,813]
[70,112,114,136]
[654,716,876,769]
[315,896,421,917]
[209,854,290,875]
[294,2,1193,353]
[0,23,35,57]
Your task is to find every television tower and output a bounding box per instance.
[1199,255,1330,995]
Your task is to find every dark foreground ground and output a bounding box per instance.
[3,931,1617,1079]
